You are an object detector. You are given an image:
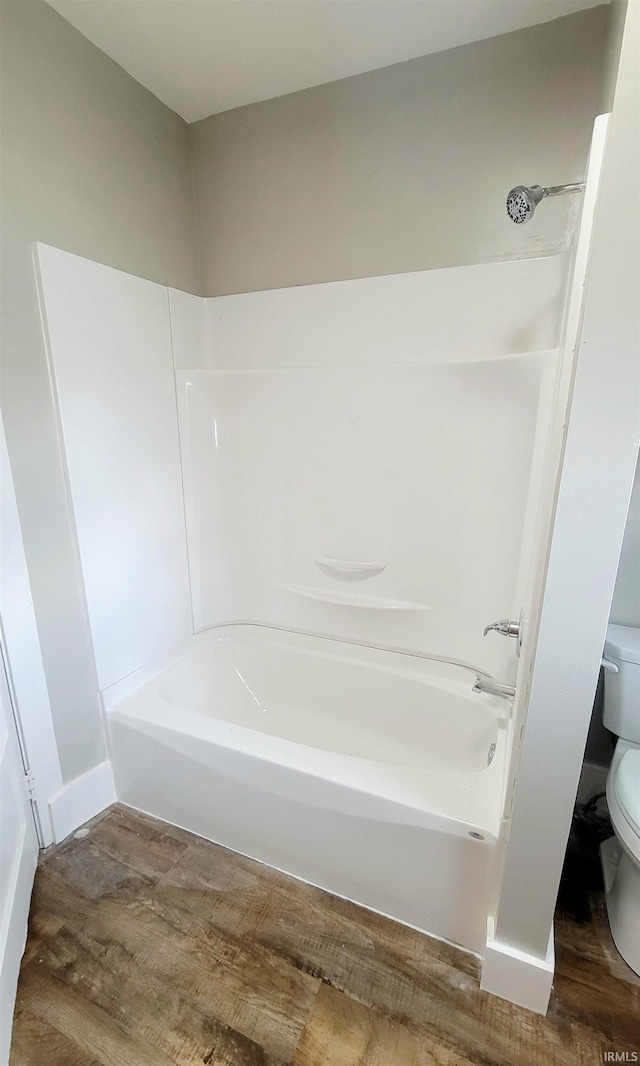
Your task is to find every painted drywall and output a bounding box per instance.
[190,6,612,297]
[0,0,199,782]
[43,0,607,122]
[610,463,640,627]
[581,461,640,775]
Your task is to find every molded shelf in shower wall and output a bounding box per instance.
[278,584,432,611]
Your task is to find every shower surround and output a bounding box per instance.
[36,243,570,955]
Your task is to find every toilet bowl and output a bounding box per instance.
[602,741,640,974]
[600,624,640,977]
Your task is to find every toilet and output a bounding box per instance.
[600,623,640,976]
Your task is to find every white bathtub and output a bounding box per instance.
[104,625,510,952]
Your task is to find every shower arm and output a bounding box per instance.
[506,181,585,224]
[543,183,585,198]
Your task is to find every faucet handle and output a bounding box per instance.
[483,619,520,638]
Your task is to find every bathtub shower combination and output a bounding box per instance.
[37,242,574,955]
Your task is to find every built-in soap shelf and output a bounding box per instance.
[314,556,385,581]
[279,583,431,611]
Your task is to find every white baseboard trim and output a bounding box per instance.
[48,760,117,844]
[480,917,554,1015]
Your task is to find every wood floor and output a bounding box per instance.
[10,804,640,1065]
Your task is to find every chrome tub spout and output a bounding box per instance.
[472,675,516,700]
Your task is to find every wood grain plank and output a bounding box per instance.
[108,803,210,850]
[85,804,190,879]
[552,950,640,1046]
[11,804,640,1066]
[16,967,177,1066]
[32,861,318,1062]
[9,1007,102,1066]
[293,984,475,1066]
[36,837,157,901]
[21,922,286,1066]
[156,838,281,937]
[228,848,629,1065]
[19,910,65,968]
[556,896,640,985]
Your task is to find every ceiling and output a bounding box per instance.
[45,0,607,123]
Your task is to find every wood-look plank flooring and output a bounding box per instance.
[10,804,640,1065]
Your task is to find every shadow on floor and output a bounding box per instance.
[557,791,612,924]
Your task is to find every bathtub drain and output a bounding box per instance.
[487,743,496,766]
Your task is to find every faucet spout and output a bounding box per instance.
[483,619,520,638]
[472,675,516,700]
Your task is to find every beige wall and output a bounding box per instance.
[0,0,199,781]
[611,464,640,627]
[190,5,612,297]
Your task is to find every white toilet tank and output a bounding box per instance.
[603,624,640,742]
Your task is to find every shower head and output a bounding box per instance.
[506,182,585,224]
[506,185,545,224]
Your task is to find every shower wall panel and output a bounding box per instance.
[36,245,192,689]
[173,256,567,680]
[172,256,567,372]
[36,248,567,692]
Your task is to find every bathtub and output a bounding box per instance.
[104,625,510,952]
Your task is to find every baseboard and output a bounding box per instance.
[480,917,554,1015]
[48,760,117,844]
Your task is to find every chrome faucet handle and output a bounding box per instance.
[483,619,520,638]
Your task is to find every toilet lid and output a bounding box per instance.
[613,749,640,835]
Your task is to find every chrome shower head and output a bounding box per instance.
[506,185,545,224]
[506,182,585,224]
